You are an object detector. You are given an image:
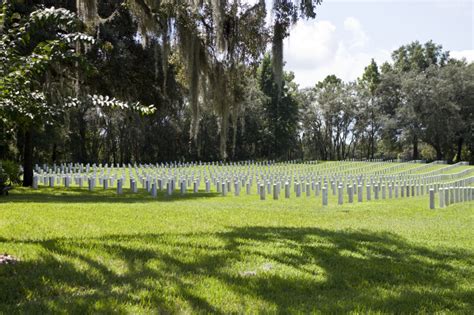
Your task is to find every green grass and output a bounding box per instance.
[411,164,447,174]
[440,165,473,174]
[1,186,474,314]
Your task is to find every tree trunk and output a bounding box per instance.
[435,146,442,160]
[79,116,87,163]
[366,137,371,160]
[469,144,474,165]
[22,127,34,187]
[412,135,418,160]
[456,137,463,161]
[370,138,374,160]
[52,143,57,163]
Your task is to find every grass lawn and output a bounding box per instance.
[1,187,473,313]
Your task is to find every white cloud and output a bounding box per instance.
[285,20,337,67]
[284,17,391,88]
[344,17,369,49]
[450,50,474,62]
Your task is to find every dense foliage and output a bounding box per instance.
[1,1,473,187]
[301,46,474,163]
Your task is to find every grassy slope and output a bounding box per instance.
[1,186,473,314]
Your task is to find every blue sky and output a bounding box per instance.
[275,0,474,87]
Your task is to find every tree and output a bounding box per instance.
[73,0,324,159]
[0,4,95,185]
[461,62,474,163]
[390,40,450,160]
[420,61,474,161]
[258,54,299,160]
[300,86,327,160]
[392,40,449,73]
[270,0,323,93]
[109,0,270,159]
[0,2,154,186]
[300,75,358,160]
[358,59,381,159]
[376,64,403,157]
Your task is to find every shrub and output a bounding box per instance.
[0,164,8,184]
[0,160,22,185]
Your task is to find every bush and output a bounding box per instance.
[0,160,22,185]
[0,164,9,195]
[0,165,8,184]
[420,143,436,161]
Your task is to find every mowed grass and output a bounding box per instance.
[1,186,474,313]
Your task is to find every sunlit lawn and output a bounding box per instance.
[1,186,473,313]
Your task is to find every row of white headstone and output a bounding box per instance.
[30,161,474,210]
[32,161,470,185]
[30,160,455,179]
[428,176,474,209]
[31,163,428,180]
[32,166,470,194]
[36,159,408,173]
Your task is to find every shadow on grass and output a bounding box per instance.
[1,228,473,313]
[0,187,221,203]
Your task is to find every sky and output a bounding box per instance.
[270,0,474,87]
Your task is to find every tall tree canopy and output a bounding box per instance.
[2,0,474,185]
[73,0,322,158]
[0,1,155,185]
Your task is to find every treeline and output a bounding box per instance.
[300,44,474,162]
[1,1,473,180]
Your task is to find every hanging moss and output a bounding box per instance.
[75,0,280,159]
[211,0,226,52]
[76,0,98,30]
[207,63,227,159]
[126,0,159,46]
[176,19,204,147]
